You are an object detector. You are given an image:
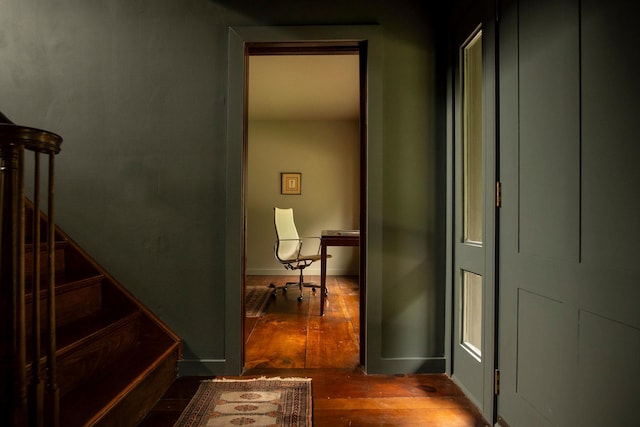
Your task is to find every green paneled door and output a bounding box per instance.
[451,0,497,421]
[497,0,640,425]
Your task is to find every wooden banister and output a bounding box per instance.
[1,112,62,427]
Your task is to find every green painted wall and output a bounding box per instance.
[0,0,446,374]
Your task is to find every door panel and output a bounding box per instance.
[518,0,580,263]
[461,271,483,358]
[515,290,575,424]
[497,0,640,426]
[498,2,579,425]
[577,311,640,426]
[451,0,496,420]
[453,24,485,406]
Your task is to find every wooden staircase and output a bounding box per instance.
[1,114,180,426]
[24,202,182,426]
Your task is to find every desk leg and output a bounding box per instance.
[320,244,327,316]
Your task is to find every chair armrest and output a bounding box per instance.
[274,238,303,260]
[299,236,322,255]
[275,237,321,261]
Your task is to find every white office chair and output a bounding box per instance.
[270,207,330,302]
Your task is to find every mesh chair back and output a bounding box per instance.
[274,207,300,261]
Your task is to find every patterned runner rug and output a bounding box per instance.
[173,377,312,427]
[245,286,272,317]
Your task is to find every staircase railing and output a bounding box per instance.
[1,111,63,427]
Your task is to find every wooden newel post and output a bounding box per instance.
[0,136,28,426]
[0,112,62,427]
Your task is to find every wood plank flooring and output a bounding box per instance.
[138,275,489,426]
[245,275,361,369]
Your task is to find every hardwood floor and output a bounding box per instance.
[138,275,489,426]
[245,275,361,369]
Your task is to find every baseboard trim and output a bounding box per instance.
[366,357,446,374]
[496,416,511,427]
[178,359,234,376]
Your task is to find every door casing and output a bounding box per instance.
[226,25,384,374]
[242,43,366,368]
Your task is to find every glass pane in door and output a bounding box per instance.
[462,270,483,358]
[462,30,483,244]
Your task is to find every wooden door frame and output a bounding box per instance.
[226,26,383,374]
[242,43,367,368]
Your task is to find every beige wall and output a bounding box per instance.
[247,119,360,275]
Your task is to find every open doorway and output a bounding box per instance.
[242,45,366,370]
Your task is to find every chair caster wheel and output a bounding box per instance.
[269,283,275,288]
[312,287,316,293]
[297,296,303,302]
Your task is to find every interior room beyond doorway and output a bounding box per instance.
[244,52,362,369]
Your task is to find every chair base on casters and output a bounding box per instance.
[269,268,319,302]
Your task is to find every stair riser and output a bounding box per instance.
[56,314,141,397]
[24,280,103,342]
[24,246,65,281]
[90,347,179,427]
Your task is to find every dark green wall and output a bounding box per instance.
[0,0,447,374]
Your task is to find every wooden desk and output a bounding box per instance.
[320,230,359,316]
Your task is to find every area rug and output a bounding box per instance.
[173,377,312,427]
[245,286,272,317]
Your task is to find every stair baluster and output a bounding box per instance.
[0,112,62,427]
[45,153,59,427]
[28,151,44,427]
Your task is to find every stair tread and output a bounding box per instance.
[56,308,140,351]
[26,271,104,294]
[59,340,179,426]
[26,308,139,362]
[24,239,66,249]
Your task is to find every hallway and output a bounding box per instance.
[139,275,488,426]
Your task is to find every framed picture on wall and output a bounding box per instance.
[281,172,301,195]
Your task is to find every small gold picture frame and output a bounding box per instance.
[281,172,301,195]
